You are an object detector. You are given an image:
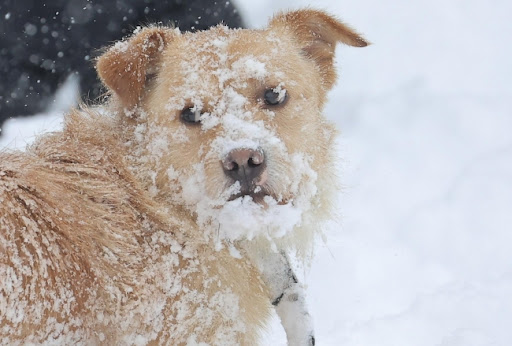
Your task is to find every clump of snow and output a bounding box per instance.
[271,83,287,103]
[232,56,268,81]
[216,195,303,241]
[113,40,130,53]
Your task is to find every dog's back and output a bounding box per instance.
[0,110,269,344]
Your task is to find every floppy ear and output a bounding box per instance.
[269,9,368,89]
[96,27,174,107]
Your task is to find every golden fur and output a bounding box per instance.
[1,111,268,344]
[0,9,366,345]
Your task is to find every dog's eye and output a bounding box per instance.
[181,107,202,124]
[264,88,287,106]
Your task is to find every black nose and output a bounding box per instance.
[222,148,266,192]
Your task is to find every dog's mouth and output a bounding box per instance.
[227,186,289,206]
[228,190,267,204]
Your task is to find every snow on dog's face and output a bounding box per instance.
[97,10,367,248]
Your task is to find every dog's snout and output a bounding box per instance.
[222,148,266,189]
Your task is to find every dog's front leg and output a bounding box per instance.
[257,251,315,346]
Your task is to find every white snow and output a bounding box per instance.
[1,1,511,345]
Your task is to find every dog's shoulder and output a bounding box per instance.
[0,109,157,342]
[0,108,150,277]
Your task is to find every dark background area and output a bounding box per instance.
[0,0,244,128]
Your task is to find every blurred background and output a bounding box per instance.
[1,0,511,345]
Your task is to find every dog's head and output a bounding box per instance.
[97,10,367,248]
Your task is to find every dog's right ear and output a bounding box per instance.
[96,27,174,107]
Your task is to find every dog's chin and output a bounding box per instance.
[211,187,302,243]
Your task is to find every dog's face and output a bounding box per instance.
[97,10,367,245]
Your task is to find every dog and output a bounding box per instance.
[0,9,367,345]
[0,0,245,129]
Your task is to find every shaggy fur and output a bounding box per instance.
[0,110,268,344]
[0,9,367,345]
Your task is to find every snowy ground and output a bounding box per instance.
[1,0,511,345]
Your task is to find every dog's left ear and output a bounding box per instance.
[96,27,174,108]
[269,9,368,89]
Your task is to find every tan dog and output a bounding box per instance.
[0,9,367,345]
